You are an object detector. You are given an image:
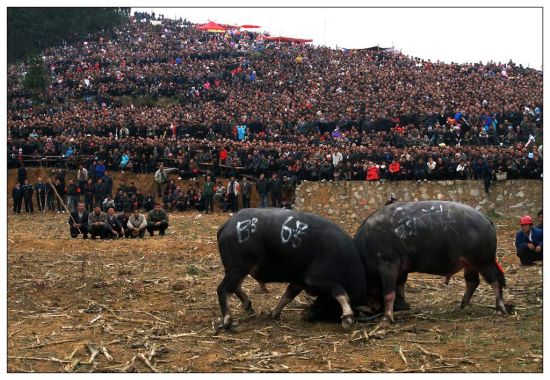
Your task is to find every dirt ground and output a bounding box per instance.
[7,210,543,373]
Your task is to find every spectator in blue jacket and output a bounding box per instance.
[237,125,246,141]
[95,160,106,179]
[120,153,130,170]
[515,215,543,266]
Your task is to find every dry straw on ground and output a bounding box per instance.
[7,212,543,373]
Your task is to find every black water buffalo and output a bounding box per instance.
[354,201,506,322]
[216,208,369,330]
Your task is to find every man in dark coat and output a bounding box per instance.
[54,178,66,212]
[142,193,155,212]
[114,190,125,211]
[203,175,215,214]
[94,178,107,207]
[117,210,132,238]
[17,164,27,185]
[536,209,543,230]
[135,189,144,210]
[12,182,23,214]
[66,179,80,213]
[46,180,56,211]
[88,205,108,239]
[241,177,253,208]
[22,179,34,213]
[268,173,282,207]
[105,207,125,239]
[256,173,269,207]
[473,157,494,194]
[102,170,113,197]
[83,179,95,212]
[34,177,48,212]
[69,201,89,239]
[127,181,137,198]
[146,203,169,236]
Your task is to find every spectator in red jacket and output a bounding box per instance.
[219,147,228,165]
[366,162,380,181]
[388,159,401,181]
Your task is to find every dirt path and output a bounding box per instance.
[7,212,542,373]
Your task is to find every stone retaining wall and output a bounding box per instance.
[294,180,543,225]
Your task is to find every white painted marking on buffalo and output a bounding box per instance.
[236,217,259,243]
[281,216,309,248]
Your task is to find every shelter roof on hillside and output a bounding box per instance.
[262,36,313,43]
[195,21,227,31]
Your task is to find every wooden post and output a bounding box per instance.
[48,174,82,235]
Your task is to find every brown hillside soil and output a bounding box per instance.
[7,208,542,373]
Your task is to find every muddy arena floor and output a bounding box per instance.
[7,211,542,373]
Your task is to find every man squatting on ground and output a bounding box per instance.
[515,214,543,266]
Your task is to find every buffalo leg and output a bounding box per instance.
[271,283,302,320]
[235,286,254,315]
[334,293,354,329]
[303,296,342,322]
[379,263,399,323]
[478,264,507,314]
[460,268,479,309]
[394,272,410,311]
[305,278,354,329]
[490,282,507,315]
[217,272,247,330]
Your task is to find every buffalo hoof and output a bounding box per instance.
[394,301,411,311]
[253,286,269,294]
[341,315,354,330]
[496,304,507,316]
[355,312,384,323]
[382,312,395,324]
[223,315,233,330]
[269,310,281,320]
[213,320,222,334]
[243,305,256,316]
[214,318,237,333]
[356,305,377,315]
[459,301,470,310]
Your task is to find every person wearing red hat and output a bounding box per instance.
[515,215,543,266]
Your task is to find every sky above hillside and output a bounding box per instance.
[132,7,542,69]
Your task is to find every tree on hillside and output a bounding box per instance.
[22,56,49,96]
[7,7,130,63]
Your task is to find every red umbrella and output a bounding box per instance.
[196,21,227,31]
[241,24,261,29]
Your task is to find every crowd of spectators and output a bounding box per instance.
[8,12,543,193]
[11,163,289,216]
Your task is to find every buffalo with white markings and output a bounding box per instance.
[354,201,507,322]
[216,208,370,331]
